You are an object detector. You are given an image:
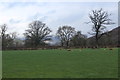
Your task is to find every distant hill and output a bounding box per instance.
[87,26,120,47]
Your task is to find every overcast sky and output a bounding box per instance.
[0,2,118,38]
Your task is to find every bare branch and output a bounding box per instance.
[88,8,114,46]
[24,20,52,47]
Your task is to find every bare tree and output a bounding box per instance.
[88,8,114,47]
[0,24,7,49]
[0,24,7,38]
[10,32,21,47]
[71,31,87,47]
[57,26,76,47]
[0,24,17,49]
[10,32,17,40]
[24,21,52,47]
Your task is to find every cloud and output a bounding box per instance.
[118,2,120,26]
[0,2,118,38]
[27,12,43,21]
[9,19,22,24]
[0,0,119,2]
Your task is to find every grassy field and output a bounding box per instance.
[2,48,118,78]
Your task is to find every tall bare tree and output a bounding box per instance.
[88,8,114,46]
[0,24,16,49]
[0,24,7,49]
[24,21,52,47]
[57,26,76,47]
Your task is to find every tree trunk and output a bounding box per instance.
[61,42,63,47]
[66,41,69,47]
[95,32,99,48]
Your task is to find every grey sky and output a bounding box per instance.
[0,2,118,38]
[118,2,120,26]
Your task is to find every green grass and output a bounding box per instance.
[2,48,118,78]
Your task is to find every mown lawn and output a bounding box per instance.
[2,48,118,78]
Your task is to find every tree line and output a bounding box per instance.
[0,8,117,50]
